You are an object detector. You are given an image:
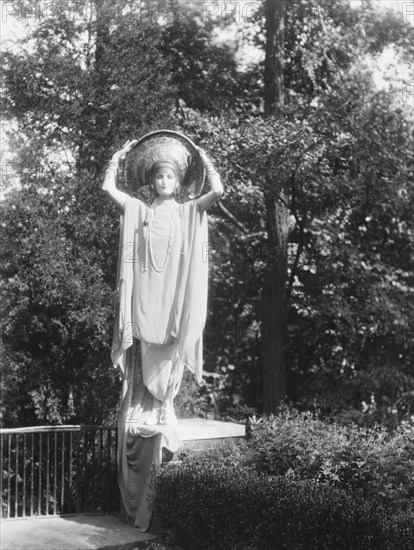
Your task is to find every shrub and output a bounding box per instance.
[250,407,414,507]
[153,456,414,550]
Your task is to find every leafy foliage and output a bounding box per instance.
[178,73,413,414]
[155,406,414,548]
[0,0,177,425]
[0,175,120,424]
[1,0,176,174]
[251,407,414,508]
[154,451,414,549]
[161,1,245,114]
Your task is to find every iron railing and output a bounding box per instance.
[0,425,119,519]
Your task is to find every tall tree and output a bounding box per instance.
[176,0,413,415]
[262,0,290,409]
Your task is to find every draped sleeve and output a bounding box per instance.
[175,200,208,381]
[111,197,145,377]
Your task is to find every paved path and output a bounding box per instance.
[0,514,159,550]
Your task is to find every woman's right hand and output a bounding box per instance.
[103,139,138,208]
[107,139,138,176]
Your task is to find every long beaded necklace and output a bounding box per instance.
[143,199,178,273]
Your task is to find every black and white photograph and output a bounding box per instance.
[1,1,413,548]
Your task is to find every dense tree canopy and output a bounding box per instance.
[1,0,413,426]
[1,0,178,425]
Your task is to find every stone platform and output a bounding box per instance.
[177,417,245,440]
[162,417,245,461]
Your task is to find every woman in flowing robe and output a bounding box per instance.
[102,138,223,529]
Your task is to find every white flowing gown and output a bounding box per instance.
[111,195,208,529]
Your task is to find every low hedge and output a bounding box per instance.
[153,457,414,550]
[250,408,414,507]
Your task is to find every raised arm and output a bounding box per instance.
[102,140,138,209]
[196,147,224,213]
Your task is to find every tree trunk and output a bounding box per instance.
[261,0,289,412]
[264,0,285,117]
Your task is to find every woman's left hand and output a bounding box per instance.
[196,146,217,177]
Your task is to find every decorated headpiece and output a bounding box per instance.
[118,130,206,202]
[150,157,180,181]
